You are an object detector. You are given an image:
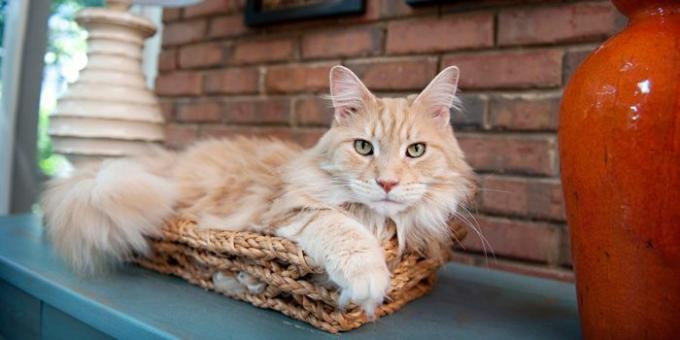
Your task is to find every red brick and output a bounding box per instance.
[488,261,574,282]
[302,27,382,59]
[232,38,296,64]
[459,215,561,263]
[162,20,207,46]
[200,126,324,147]
[457,133,557,176]
[224,99,290,124]
[208,15,248,39]
[294,97,333,126]
[183,0,242,18]
[164,124,197,149]
[386,13,493,54]
[498,2,617,46]
[155,72,202,96]
[560,228,573,267]
[159,100,175,122]
[454,94,487,129]
[442,50,563,89]
[293,129,325,147]
[178,42,227,69]
[200,125,241,139]
[356,0,382,24]
[449,252,575,282]
[346,58,437,91]
[177,101,223,123]
[488,95,560,131]
[265,63,333,94]
[564,47,595,84]
[480,175,566,221]
[204,68,259,94]
[493,262,575,282]
[447,251,477,266]
[162,8,181,23]
[158,50,177,72]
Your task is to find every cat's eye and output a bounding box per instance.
[406,143,426,158]
[354,139,373,156]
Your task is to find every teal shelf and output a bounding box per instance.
[0,214,580,339]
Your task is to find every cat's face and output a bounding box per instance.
[317,66,473,218]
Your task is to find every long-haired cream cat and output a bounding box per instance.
[42,65,474,315]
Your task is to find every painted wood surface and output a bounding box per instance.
[0,214,580,339]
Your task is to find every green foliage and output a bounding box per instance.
[38,106,68,176]
[52,0,104,10]
[46,0,104,68]
[0,0,103,47]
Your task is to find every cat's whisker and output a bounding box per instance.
[423,185,493,259]
[452,210,489,261]
[475,188,514,194]
[456,206,496,265]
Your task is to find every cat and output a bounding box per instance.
[41,65,475,315]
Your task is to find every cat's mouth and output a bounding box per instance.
[373,198,407,208]
[368,198,409,216]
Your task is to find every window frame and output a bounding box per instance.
[0,0,50,214]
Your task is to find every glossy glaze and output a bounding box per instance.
[559,0,680,338]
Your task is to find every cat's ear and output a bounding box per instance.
[413,66,461,127]
[329,65,374,123]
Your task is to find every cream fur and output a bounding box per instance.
[41,151,178,273]
[41,65,475,315]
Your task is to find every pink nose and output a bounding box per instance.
[376,179,399,193]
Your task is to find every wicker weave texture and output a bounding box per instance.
[132,219,467,333]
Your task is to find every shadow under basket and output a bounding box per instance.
[131,219,468,333]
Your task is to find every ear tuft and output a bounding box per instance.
[413,66,461,126]
[329,65,374,122]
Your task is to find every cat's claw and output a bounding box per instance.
[336,258,391,318]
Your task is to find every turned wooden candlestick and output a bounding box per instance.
[50,0,165,165]
[559,0,680,338]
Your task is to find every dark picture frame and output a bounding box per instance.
[244,0,365,27]
[405,0,444,5]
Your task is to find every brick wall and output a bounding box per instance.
[157,0,625,281]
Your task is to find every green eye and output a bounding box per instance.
[406,143,426,158]
[354,139,373,156]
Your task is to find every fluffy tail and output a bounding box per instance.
[41,152,178,274]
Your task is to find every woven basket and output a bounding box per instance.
[131,218,467,333]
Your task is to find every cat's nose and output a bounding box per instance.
[376,179,399,193]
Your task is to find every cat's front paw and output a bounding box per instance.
[336,254,391,317]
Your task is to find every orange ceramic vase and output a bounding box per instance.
[559,0,680,338]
